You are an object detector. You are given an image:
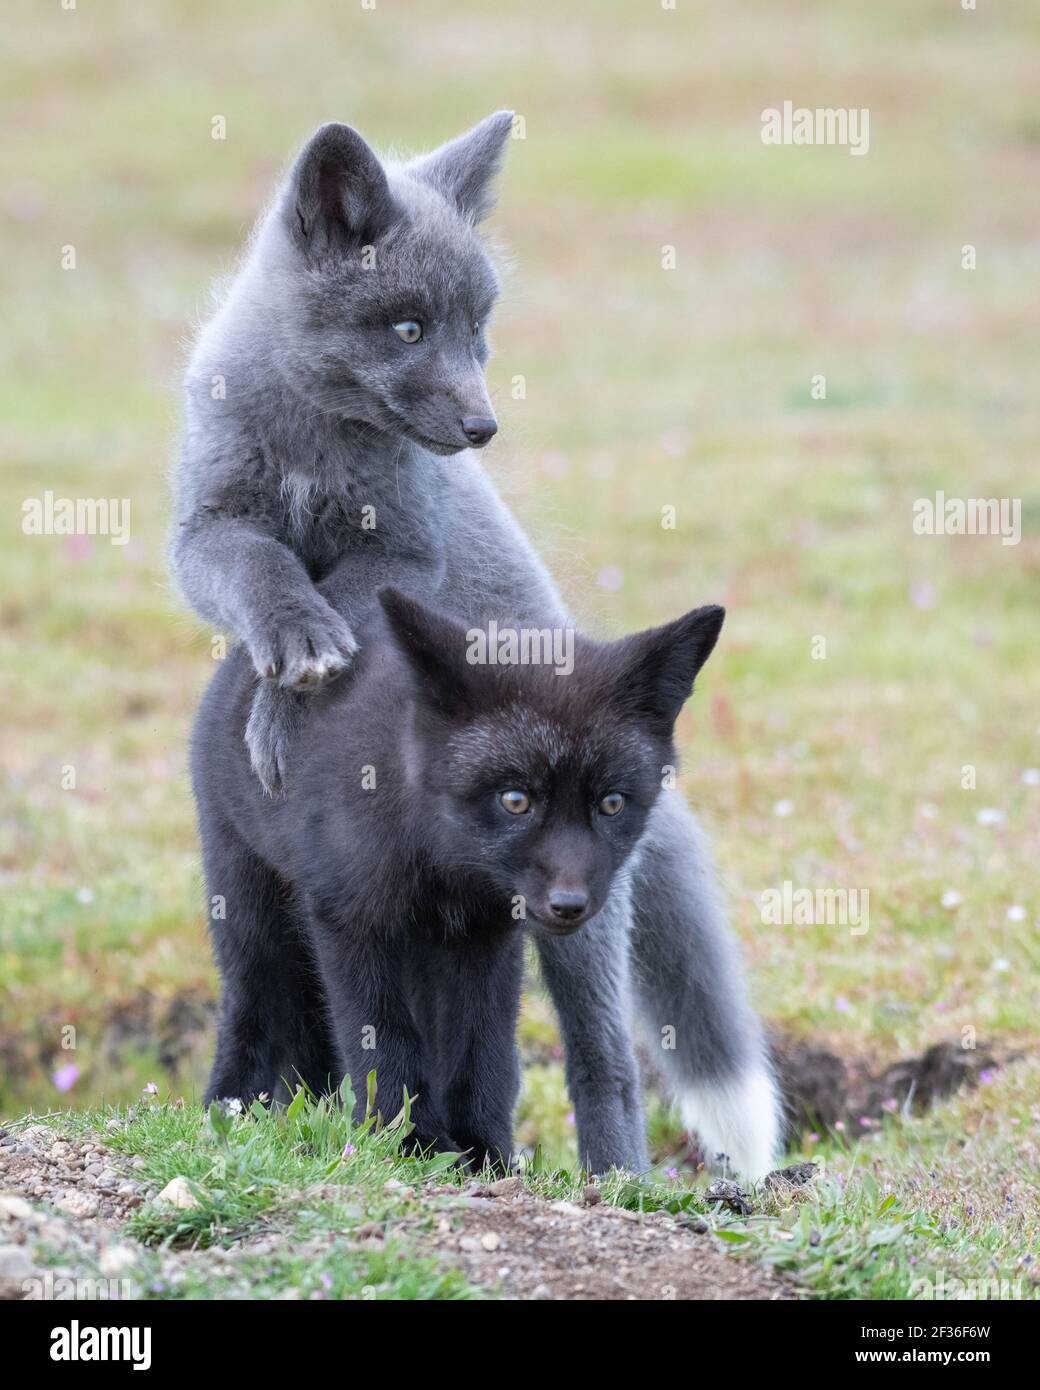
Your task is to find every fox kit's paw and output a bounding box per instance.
[250,602,357,692]
[245,683,305,796]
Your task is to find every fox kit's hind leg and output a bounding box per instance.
[534,893,648,1175]
[201,814,337,1104]
[630,792,781,1181]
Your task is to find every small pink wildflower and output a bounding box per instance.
[910,580,937,610]
[65,534,92,562]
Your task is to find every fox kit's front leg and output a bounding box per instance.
[245,683,306,796]
[172,506,358,691]
[245,547,445,793]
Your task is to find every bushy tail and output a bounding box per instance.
[629,790,783,1181]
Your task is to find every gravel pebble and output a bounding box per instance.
[57,1191,100,1219]
[0,1244,35,1281]
[487,1176,523,1199]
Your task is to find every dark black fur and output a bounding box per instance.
[192,588,723,1168]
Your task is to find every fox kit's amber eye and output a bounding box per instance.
[599,793,625,817]
[500,790,531,815]
[393,320,422,343]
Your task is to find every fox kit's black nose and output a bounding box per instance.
[548,890,589,923]
[461,415,498,447]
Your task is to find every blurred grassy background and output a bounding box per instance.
[1,0,1038,1242]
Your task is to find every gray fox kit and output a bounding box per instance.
[172,114,781,1177]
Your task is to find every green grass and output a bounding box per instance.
[20,1086,488,1300]
[744,1058,1040,1300]
[2,0,1039,1298]
[17,1061,1038,1299]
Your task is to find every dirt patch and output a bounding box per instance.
[0,1125,306,1300]
[409,1181,796,1300]
[0,1123,148,1223]
[0,1127,796,1302]
[773,1037,1007,1140]
[0,1123,151,1299]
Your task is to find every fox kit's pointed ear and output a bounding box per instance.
[409,110,515,223]
[286,123,398,256]
[612,605,725,736]
[378,587,480,717]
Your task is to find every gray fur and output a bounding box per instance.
[171,114,780,1177]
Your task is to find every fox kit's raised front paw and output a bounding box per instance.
[245,683,305,795]
[248,600,357,692]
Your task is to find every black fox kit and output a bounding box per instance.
[174,114,780,1177]
[193,590,723,1167]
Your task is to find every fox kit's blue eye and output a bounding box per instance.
[393,320,422,343]
[599,793,624,817]
[500,790,531,815]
